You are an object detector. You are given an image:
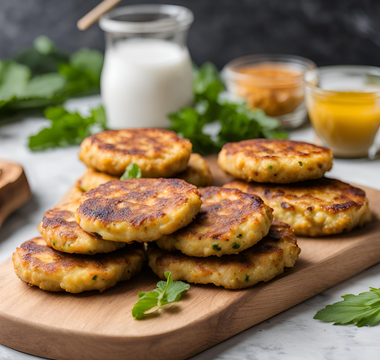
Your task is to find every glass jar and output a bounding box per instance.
[223,54,316,129]
[304,66,380,158]
[99,4,194,129]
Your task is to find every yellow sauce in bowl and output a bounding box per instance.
[306,91,380,158]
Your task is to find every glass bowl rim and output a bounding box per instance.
[223,54,317,83]
[303,65,380,97]
[99,4,194,34]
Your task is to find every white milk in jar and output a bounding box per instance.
[99,4,194,129]
[101,39,193,129]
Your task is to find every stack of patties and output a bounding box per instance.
[219,139,372,237]
[12,128,209,294]
[76,128,212,193]
[13,194,147,293]
[148,186,301,289]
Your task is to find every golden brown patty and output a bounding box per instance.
[39,200,125,254]
[76,169,117,192]
[156,186,273,257]
[79,128,192,177]
[76,179,202,243]
[224,178,372,237]
[12,238,145,293]
[149,221,300,289]
[218,139,333,183]
[176,153,212,187]
[76,153,212,192]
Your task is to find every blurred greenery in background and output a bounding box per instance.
[0,36,286,153]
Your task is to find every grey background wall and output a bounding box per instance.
[1,0,380,68]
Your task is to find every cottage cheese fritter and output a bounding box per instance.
[79,128,192,177]
[155,186,273,257]
[76,179,202,243]
[12,238,145,293]
[149,221,300,289]
[224,178,372,237]
[76,169,117,192]
[39,200,125,254]
[75,153,212,192]
[176,153,212,187]
[218,139,333,183]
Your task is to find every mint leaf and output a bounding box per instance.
[0,61,31,100]
[28,105,107,151]
[132,272,190,320]
[58,48,103,97]
[0,37,104,121]
[70,48,104,79]
[314,287,380,327]
[132,291,160,320]
[21,73,67,99]
[166,279,190,303]
[120,163,142,180]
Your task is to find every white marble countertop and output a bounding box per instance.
[1,97,380,360]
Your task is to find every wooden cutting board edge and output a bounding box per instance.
[1,163,380,360]
[1,232,380,360]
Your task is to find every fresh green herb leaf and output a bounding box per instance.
[299,161,303,166]
[0,37,103,121]
[269,165,273,170]
[92,275,97,281]
[28,105,107,151]
[14,35,69,76]
[120,163,142,180]
[232,242,240,250]
[314,287,380,327]
[168,62,287,155]
[58,48,103,97]
[132,272,190,320]
[70,48,104,81]
[212,243,221,251]
[34,36,56,56]
[245,274,250,282]
[0,61,31,100]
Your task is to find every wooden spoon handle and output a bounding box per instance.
[77,0,122,31]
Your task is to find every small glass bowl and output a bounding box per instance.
[304,65,380,158]
[223,54,316,129]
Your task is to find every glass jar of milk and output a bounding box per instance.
[99,4,194,129]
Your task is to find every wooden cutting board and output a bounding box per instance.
[0,156,380,360]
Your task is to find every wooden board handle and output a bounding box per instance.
[0,160,31,229]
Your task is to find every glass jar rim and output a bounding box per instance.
[223,54,316,84]
[304,65,380,97]
[99,4,194,34]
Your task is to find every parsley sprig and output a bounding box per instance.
[0,36,103,119]
[314,287,380,327]
[120,163,142,180]
[168,62,287,155]
[28,105,106,151]
[132,272,190,320]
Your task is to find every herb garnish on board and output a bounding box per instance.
[132,272,190,320]
[314,287,380,327]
